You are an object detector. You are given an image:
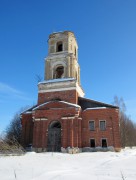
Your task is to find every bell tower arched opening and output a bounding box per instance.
[56,41,63,52]
[53,65,64,79]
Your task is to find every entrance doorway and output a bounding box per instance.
[47,121,61,152]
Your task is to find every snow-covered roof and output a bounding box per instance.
[78,97,118,110]
[32,100,80,111]
[32,102,50,110]
[38,78,76,85]
[20,105,37,115]
[59,101,80,108]
[84,107,107,111]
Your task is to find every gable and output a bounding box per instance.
[32,100,80,111]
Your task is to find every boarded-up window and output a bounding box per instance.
[89,121,95,131]
[100,120,106,131]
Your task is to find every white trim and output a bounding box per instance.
[38,78,84,97]
[59,101,80,108]
[46,51,72,59]
[38,78,75,85]
[24,111,32,114]
[38,85,84,97]
[84,107,107,111]
[41,118,48,121]
[34,118,48,121]
[33,101,80,111]
[21,106,34,114]
[61,117,75,119]
[39,86,76,93]
[33,102,50,110]
[35,118,40,121]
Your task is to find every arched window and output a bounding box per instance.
[53,66,64,79]
[56,41,63,52]
[49,121,61,129]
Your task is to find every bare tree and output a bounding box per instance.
[5,113,21,145]
[5,107,29,145]
[113,96,136,147]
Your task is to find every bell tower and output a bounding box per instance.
[45,31,80,84]
[38,31,84,105]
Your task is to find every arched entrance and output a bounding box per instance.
[47,121,61,152]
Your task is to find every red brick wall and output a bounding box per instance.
[34,108,79,119]
[81,108,121,149]
[21,114,33,147]
[21,106,121,150]
[38,90,78,105]
[32,117,82,149]
[32,106,82,149]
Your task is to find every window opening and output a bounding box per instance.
[75,47,76,56]
[102,139,107,148]
[100,120,106,131]
[89,121,95,131]
[49,121,61,129]
[90,139,95,148]
[57,42,63,52]
[55,66,64,78]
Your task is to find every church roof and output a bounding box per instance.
[21,98,118,115]
[21,100,80,114]
[33,100,80,111]
[78,97,118,110]
[21,105,37,114]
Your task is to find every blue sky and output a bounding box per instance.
[0,0,136,133]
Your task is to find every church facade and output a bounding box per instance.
[21,31,121,152]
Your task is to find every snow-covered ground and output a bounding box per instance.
[0,148,136,180]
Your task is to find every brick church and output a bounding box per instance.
[21,31,121,152]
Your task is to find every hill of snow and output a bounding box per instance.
[0,148,136,180]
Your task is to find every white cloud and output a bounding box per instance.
[0,82,22,94]
[0,82,31,101]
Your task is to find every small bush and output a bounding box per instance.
[0,137,25,155]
